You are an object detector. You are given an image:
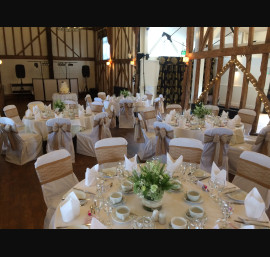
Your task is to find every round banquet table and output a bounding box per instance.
[52,93,78,106]
[171,123,245,146]
[22,114,94,140]
[51,165,270,229]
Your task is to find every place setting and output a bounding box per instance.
[183,189,204,204]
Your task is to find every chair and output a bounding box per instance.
[46,118,75,163]
[140,106,156,132]
[119,99,135,128]
[232,151,270,210]
[228,125,270,175]
[27,101,45,112]
[94,97,103,102]
[104,100,116,129]
[0,117,43,165]
[153,121,174,162]
[63,100,77,110]
[98,92,106,101]
[95,137,128,168]
[200,127,233,174]
[145,92,153,107]
[85,94,92,107]
[136,114,156,161]
[169,138,203,164]
[76,112,111,157]
[204,105,219,116]
[3,105,25,128]
[153,95,165,115]
[238,108,257,144]
[165,104,182,115]
[34,149,79,229]
[90,101,104,115]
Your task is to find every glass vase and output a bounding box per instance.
[141,196,163,212]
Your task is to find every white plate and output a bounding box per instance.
[65,225,89,229]
[193,169,206,178]
[183,193,203,204]
[168,180,183,192]
[102,167,116,178]
[227,190,247,203]
[185,209,207,220]
[111,208,135,224]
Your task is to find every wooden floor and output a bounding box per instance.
[0,94,269,229]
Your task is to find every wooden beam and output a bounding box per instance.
[29,27,33,56]
[212,27,225,105]
[251,27,270,134]
[2,27,7,55]
[12,27,16,55]
[46,27,54,79]
[188,42,270,60]
[239,27,254,109]
[20,27,25,56]
[200,27,210,51]
[37,27,42,56]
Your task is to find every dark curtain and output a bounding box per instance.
[157,56,186,106]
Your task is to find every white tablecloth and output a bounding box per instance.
[52,93,78,105]
[50,166,269,229]
[22,115,94,140]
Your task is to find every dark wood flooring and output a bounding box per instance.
[0,94,269,229]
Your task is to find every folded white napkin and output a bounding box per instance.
[78,109,85,118]
[34,112,42,121]
[85,164,99,187]
[45,104,51,111]
[106,95,110,100]
[226,119,235,129]
[178,118,186,128]
[33,105,40,115]
[221,110,228,119]
[183,109,191,119]
[86,106,92,115]
[78,104,84,111]
[60,191,80,223]
[240,225,255,229]
[165,114,172,123]
[124,154,137,172]
[25,109,33,118]
[90,217,107,229]
[232,114,241,125]
[210,162,227,186]
[244,187,265,219]
[166,153,183,177]
[205,121,214,130]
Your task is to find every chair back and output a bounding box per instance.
[204,105,219,116]
[165,104,182,114]
[28,101,45,112]
[140,107,156,131]
[169,138,203,164]
[237,151,270,189]
[119,99,134,128]
[63,100,77,109]
[3,105,24,127]
[238,109,256,135]
[91,112,112,141]
[200,127,233,172]
[90,102,104,113]
[252,125,270,157]
[153,96,165,114]
[98,92,106,100]
[85,94,92,106]
[95,137,127,165]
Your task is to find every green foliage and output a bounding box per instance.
[192,102,211,119]
[130,160,174,201]
[120,89,130,98]
[53,100,65,112]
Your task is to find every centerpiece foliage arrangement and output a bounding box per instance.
[53,100,66,112]
[120,89,131,98]
[192,102,211,119]
[130,160,174,201]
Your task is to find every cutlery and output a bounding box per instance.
[73,187,96,195]
[198,176,210,181]
[238,216,269,224]
[234,220,270,228]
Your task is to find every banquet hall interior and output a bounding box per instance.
[1,27,270,229]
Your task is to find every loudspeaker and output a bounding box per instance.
[15,64,25,79]
[82,65,90,78]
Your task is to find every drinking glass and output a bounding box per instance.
[93,194,104,220]
[208,178,217,199]
[103,199,113,227]
[214,178,226,204]
[216,199,234,229]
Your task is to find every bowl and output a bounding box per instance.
[171,217,187,229]
[115,206,130,221]
[109,192,122,204]
[187,190,200,202]
[189,206,204,219]
[121,180,133,192]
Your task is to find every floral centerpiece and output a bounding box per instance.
[130,160,174,211]
[192,102,211,119]
[53,100,65,112]
[120,89,131,98]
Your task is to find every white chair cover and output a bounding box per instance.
[90,101,104,115]
[153,96,165,114]
[27,101,45,112]
[95,137,127,168]
[136,113,156,161]
[200,127,233,174]
[76,112,111,157]
[165,104,182,115]
[104,101,116,129]
[63,100,77,109]
[85,94,92,107]
[0,117,42,165]
[98,92,106,100]
[94,97,103,102]
[119,99,135,128]
[238,109,256,135]
[251,125,270,157]
[46,118,75,163]
[204,105,219,116]
[3,105,25,128]
[140,106,156,132]
[34,149,79,228]
[232,151,270,210]
[169,138,203,164]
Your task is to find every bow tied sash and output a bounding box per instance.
[48,123,71,150]
[134,118,145,143]
[254,131,270,156]
[154,99,164,114]
[204,134,232,166]
[154,127,174,155]
[0,123,19,152]
[93,117,110,140]
[120,102,133,118]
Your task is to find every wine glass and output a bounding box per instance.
[208,178,217,200]
[103,199,113,227]
[214,178,226,204]
[93,194,104,220]
[216,199,234,229]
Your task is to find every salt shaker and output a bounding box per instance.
[158,211,166,225]
[151,209,159,222]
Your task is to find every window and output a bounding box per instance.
[102,36,110,60]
